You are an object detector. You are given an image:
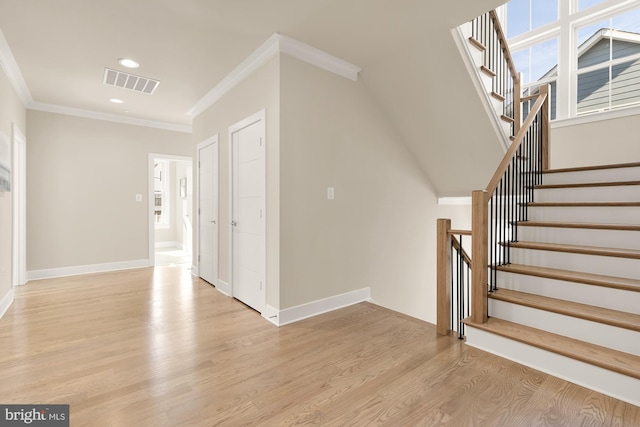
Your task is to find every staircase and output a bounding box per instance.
[464,162,640,407]
[456,12,518,145]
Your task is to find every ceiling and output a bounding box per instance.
[0,0,502,127]
[0,0,507,195]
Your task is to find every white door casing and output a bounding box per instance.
[230,110,266,313]
[198,136,219,285]
[148,153,193,266]
[12,123,26,287]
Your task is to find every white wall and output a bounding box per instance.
[26,110,192,274]
[192,56,280,308]
[280,55,441,322]
[551,113,640,168]
[0,66,27,315]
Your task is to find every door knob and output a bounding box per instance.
[211,220,216,224]
[231,221,238,226]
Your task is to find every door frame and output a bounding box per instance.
[147,153,193,266]
[11,123,26,287]
[228,109,266,310]
[196,135,219,283]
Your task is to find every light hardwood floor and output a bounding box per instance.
[0,267,638,426]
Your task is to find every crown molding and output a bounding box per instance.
[1,29,190,133]
[278,34,361,81]
[187,32,361,118]
[29,102,192,133]
[0,28,32,106]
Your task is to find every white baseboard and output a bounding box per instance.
[190,266,199,277]
[155,241,184,249]
[216,279,232,297]
[0,288,14,319]
[28,259,151,281]
[268,287,371,327]
[262,305,280,326]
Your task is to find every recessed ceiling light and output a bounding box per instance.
[118,58,140,69]
[110,98,124,104]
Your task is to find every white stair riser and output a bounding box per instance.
[489,299,640,355]
[481,71,495,94]
[518,226,640,250]
[544,167,640,185]
[489,93,503,112]
[465,326,640,407]
[528,206,640,225]
[509,248,640,279]
[460,22,472,41]
[534,185,640,202]
[496,271,640,314]
[501,120,512,137]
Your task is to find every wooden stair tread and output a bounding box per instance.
[481,65,496,78]
[505,240,640,259]
[516,221,640,232]
[463,317,640,380]
[500,114,514,123]
[490,91,505,102]
[535,180,640,189]
[527,201,640,207]
[544,162,640,174]
[468,37,486,51]
[495,263,640,293]
[489,288,640,332]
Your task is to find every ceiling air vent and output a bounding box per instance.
[103,68,160,95]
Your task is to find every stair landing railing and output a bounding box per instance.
[470,9,521,136]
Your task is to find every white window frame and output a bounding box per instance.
[500,0,640,124]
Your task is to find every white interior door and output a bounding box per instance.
[231,111,265,313]
[198,138,218,285]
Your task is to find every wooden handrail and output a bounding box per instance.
[452,235,472,266]
[449,229,472,236]
[489,10,519,85]
[486,84,549,194]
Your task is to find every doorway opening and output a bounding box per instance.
[148,154,193,267]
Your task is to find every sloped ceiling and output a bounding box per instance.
[0,0,505,195]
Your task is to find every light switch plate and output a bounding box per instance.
[135,194,143,202]
[327,187,334,200]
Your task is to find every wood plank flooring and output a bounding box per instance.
[0,267,638,426]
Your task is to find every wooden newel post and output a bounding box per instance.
[540,83,550,171]
[471,190,489,324]
[436,218,452,336]
[513,72,522,136]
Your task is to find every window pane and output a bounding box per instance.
[577,67,610,114]
[513,38,558,85]
[577,20,609,69]
[612,7,640,34]
[531,38,558,81]
[532,0,558,30]
[550,80,557,120]
[578,0,607,12]
[507,0,530,38]
[512,48,530,84]
[611,58,640,108]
